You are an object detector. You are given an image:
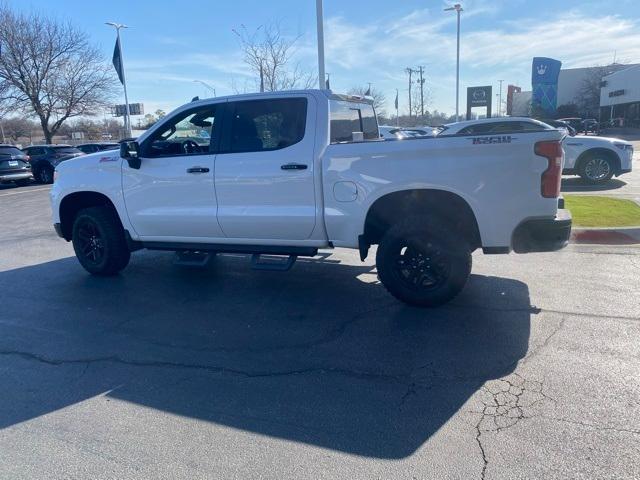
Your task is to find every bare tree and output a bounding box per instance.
[233,23,316,92]
[576,64,629,118]
[348,86,387,117]
[2,117,37,142]
[0,6,116,143]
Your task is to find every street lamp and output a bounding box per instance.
[316,0,326,89]
[106,22,131,137]
[444,3,463,121]
[193,80,216,97]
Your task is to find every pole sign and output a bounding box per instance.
[506,85,521,116]
[110,103,144,117]
[531,57,562,116]
[466,86,492,120]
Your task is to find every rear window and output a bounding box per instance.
[51,146,82,154]
[0,147,24,156]
[330,100,379,143]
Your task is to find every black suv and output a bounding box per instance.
[76,143,120,154]
[22,145,84,184]
[0,145,32,186]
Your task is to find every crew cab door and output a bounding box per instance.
[122,102,224,239]
[214,96,317,240]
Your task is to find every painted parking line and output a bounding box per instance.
[0,187,51,197]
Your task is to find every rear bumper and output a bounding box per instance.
[512,209,572,253]
[0,172,32,183]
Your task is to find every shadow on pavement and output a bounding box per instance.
[562,177,626,192]
[0,251,534,458]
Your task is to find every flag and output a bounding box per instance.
[112,37,124,85]
[394,91,399,110]
[365,85,371,96]
[325,77,330,89]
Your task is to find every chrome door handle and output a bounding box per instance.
[281,163,308,170]
[187,167,210,173]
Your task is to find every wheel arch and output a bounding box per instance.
[59,191,122,241]
[576,148,621,175]
[360,188,481,260]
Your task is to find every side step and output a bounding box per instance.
[251,254,297,272]
[173,251,215,267]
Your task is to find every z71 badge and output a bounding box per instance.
[472,136,512,145]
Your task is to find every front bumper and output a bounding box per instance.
[512,209,572,253]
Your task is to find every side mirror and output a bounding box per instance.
[120,141,141,169]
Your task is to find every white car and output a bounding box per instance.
[51,91,570,307]
[439,117,634,185]
[378,126,406,140]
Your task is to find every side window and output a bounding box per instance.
[458,123,494,135]
[329,100,378,143]
[145,104,218,157]
[227,98,307,153]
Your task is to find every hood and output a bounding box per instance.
[566,135,631,146]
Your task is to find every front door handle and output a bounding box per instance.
[281,163,308,170]
[187,166,210,174]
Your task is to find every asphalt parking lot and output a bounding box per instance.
[1,184,639,479]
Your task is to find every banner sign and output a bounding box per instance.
[531,57,562,115]
[506,85,521,116]
[466,86,492,120]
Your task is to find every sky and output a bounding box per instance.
[9,0,640,118]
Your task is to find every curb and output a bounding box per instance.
[571,227,640,245]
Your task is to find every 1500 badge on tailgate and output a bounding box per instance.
[472,136,513,144]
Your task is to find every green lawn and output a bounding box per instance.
[564,195,640,227]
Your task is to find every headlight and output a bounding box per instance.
[614,143,633,152]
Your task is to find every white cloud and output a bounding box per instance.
[320,7,640,115]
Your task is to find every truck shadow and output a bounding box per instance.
[0,251,533,458]
[561,177,626,192]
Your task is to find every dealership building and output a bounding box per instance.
[600,65,640,126]
[510,63,640,125]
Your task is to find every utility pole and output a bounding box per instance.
[418,66,425,117]
[405,68,415,117]
[497,79,504,117]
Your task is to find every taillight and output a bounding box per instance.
[25,155,31,163]
[535,140,563,198]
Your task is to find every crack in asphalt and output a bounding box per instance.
[0,348,420,386]
[539,415,640,435]
[471,373,555,480]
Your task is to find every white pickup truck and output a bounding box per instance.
[51,90,571,307]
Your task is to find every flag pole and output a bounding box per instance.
[107,22,131,138]
[395,89,399,127]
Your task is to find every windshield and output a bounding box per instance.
[51,146,82,154]
[0,146,24,156]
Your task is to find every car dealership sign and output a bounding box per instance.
[466,86,492,119]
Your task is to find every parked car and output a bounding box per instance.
[581,118,600,135]
[401,128,436,138]
[76,143,120,154]
[443,118,633,185]
[557,117,583,133]
[22,145,85,184]
[0,144,33,186]
[378,126,406,140]
[51,90,570,307]
[541,119,576,137]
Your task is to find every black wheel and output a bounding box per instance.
[72,207,130,276]
[579,154,614,185]
[376,217,472,307]
[35,165,54,184]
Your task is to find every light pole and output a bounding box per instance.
[193,80,216,97]
[316,0,326,89]
[444,4,463,121]
[106,22,131,137]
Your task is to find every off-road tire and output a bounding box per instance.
[376,216,472,307]
[72,206,130,276]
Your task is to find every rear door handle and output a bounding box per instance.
[281,163,308,170]
[187,167,210,174]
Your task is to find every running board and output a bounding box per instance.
[251,254,297,271]
[173,251,215,267]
